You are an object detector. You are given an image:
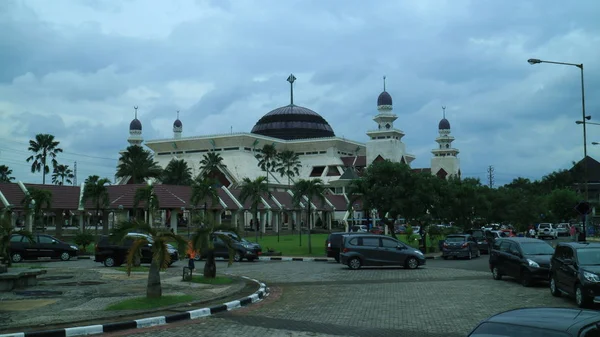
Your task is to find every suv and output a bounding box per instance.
[325,232,363,262]
[339,234,425,270]
[9,233,79,262]
[95,233,179,267]
[537,223,558,239]
[549,242,600,307]
[489,237,554,287]
[465,229,488,254]
[556,223,571,237]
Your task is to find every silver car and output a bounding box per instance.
[555,223,571,237]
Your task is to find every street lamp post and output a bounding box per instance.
[528,58,588,240]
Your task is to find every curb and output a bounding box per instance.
[0,276,268,337]
[258,255,441,262]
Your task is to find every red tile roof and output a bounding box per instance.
[0,183,27,209]
[227,188,255,209]
[325,194,348,211]
[217,188,240,210]
[270,191,299,210]
[25,184,81,210]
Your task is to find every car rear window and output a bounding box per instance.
[446,236,466,243]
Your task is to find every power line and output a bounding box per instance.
[0,137,119,161]
[487,165,495,188]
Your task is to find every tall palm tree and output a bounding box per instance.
[255,144,278,230]
[161,159,192,185]
[191,176,219,223]
[0,165,15,183]
[21,188,53,231]
[189,219,238,279]
[276,150,302,189]
[52,164,74,185]
[199,152,227,179]
[292,179,326,254]
[81,175,111,237]
[112,221,187,298]
[238,176,268,242]
[26,133,63,184]
[116,145,163,184]
[134,185,159,225]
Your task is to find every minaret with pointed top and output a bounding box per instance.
[173,110,183,139]
[128,106,143,146]
[366,76,415,165]
[431,106,460,179]
[287,74,296,105]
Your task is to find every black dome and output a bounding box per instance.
[173,119,182,128]
[377,91,392,106]
[130,118,142,131]
[251,104,335,140]
[438,118,450,130]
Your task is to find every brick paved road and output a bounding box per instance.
[100,260,577,337]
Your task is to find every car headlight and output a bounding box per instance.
[584,271,600,283]
[70,245,78,250]
[242,243,252,249]
[526,259,540,268]
[414,250,424,256]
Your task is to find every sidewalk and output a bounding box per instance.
[0,264,258,335]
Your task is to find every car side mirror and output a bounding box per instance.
[52,240,57,244]
[397,245,406,250]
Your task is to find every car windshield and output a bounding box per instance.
[577,248,600,265]
[469,322,569,337]
[446,236,466,243]
[520,242,554,255]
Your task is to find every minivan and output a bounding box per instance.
[339,234,426,270]
[489,237,554,287]
[325,232,362,262]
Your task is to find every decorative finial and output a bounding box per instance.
[287,74,296,105]
[442,106,446,119]
[134,106,138,119]
[176,110,180,119]
[383,76,386,91]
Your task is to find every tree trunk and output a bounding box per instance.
[56,212,64,238]
[42,157,46,185]
[146,260,162,298]
[307,203,312,254]
[254,209,259,243]
[203,250,216,278]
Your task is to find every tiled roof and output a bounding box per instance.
[354,156,366,167]
[325,194,348,210]
[217,188,239,210]
[340,157,354,167]
[270,191,298,210]
[227,188,255,209]
[0,183,27,209]
[25,184,81,210]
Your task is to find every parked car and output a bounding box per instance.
[500,229,517,237]
[489,237,554,287]
[537,223,558,239]
[466,229,489,254]
[339,234,425,270]
[9,233,79,262]
[214,231,262,253]
[325,232,363,262]
[350,225,368,232]
[196,233,261,262]
[442,234,480,260]
[94,233,179,267]
[556,223,572,237]
[468,307,600,337]
[549,242,600,308]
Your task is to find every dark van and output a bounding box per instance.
[489,237,554,287]
[325,232,362,262]
[339,234,426,270]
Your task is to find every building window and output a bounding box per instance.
[327,166,341,176]
[310,166,326,177]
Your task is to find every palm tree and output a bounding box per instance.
[111,220,187,298]
[276,150,302,189]
[52,164,74,185]
[0,165,15,183]
[26,133,63,184]
[116,145,163,184]
[292,179,326,254]
[238,176,268,242]
[189,219,238,278]
[21,188,53,231]
[191,176,219,223]
[199,152,227,179]
[134,185,159,225]
[81,175,111,237]
[256,144,278,189]
[161,159,193,185]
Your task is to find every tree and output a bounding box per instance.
[0,165,15,183]
[545,188,581,223]
[116,145,163,184]
[238,177,268,242]
[291,179,326,254]
[276,150,302,189]
[191,176,219,223]
[21,188,52,230]
[52,164,74,185]
[189,219,238,279]
[134,185,159,225]
[111,221,187,298]
[161,159,192,185]
[26,133,63,184]
[199,152,227,179]
[81,175,111,237]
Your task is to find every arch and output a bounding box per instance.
[436,168,448,179]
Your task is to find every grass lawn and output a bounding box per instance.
[188,275,234,285]
[106,295,194,310]
[115,266,150,272]
[244,233,328,257]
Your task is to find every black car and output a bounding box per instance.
[550,242,600,308]
[489,237,554,287]
[9,233,79,262]
[325,232,363,262]
[339,234,426,270]
[214,231,262,255]
[196,234,260,262]
[442,234,480,260]
[94,233,179,267]
[466,229,489,254]
[468,307,600,337]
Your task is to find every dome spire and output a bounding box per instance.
[287,73,296,105]
[442,105,446,119]
[134,105,138,119]
[383,75,386,91]
[177,110,180,119]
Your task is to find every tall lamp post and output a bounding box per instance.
[528,58,588,240]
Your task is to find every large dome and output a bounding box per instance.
[251,104,335,140]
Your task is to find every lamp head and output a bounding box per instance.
[585,116,592,120]
[576,121,584,125]
[593,142,599,145]
[528,58,542,65]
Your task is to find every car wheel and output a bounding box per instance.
[11,252,23,263]
[521,269,533,287]
[247,257,256,262]
[60,252,71,261]
[104,257,116,267]
[492,266,502,280]
[576,284,591,308]
[550,277,561,297]
[233,251,242,262]
[334,256,340,263]
[405,257,419,269]
[348,257,361,270]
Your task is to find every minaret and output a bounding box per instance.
[173,110,182,139]
[431,106,460,179]
[366,76,414,165]
[128,106,143,146]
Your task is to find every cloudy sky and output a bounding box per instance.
[1,0,599,186]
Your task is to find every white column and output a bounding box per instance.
[170,209,178,234]
[78,213,84,233]
[216,211,222,225]
[260,211,266,233]
[384,225,389,235]
[292,211,297,229]
[274,212,280,233]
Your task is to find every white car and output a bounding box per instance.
[536,223,558,239]
[555,223,571,237]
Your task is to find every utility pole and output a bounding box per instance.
[73,161,78,186]
[487,165,495,188]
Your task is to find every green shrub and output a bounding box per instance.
[74,231,95,253]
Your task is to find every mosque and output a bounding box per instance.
[123,75,461,192]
